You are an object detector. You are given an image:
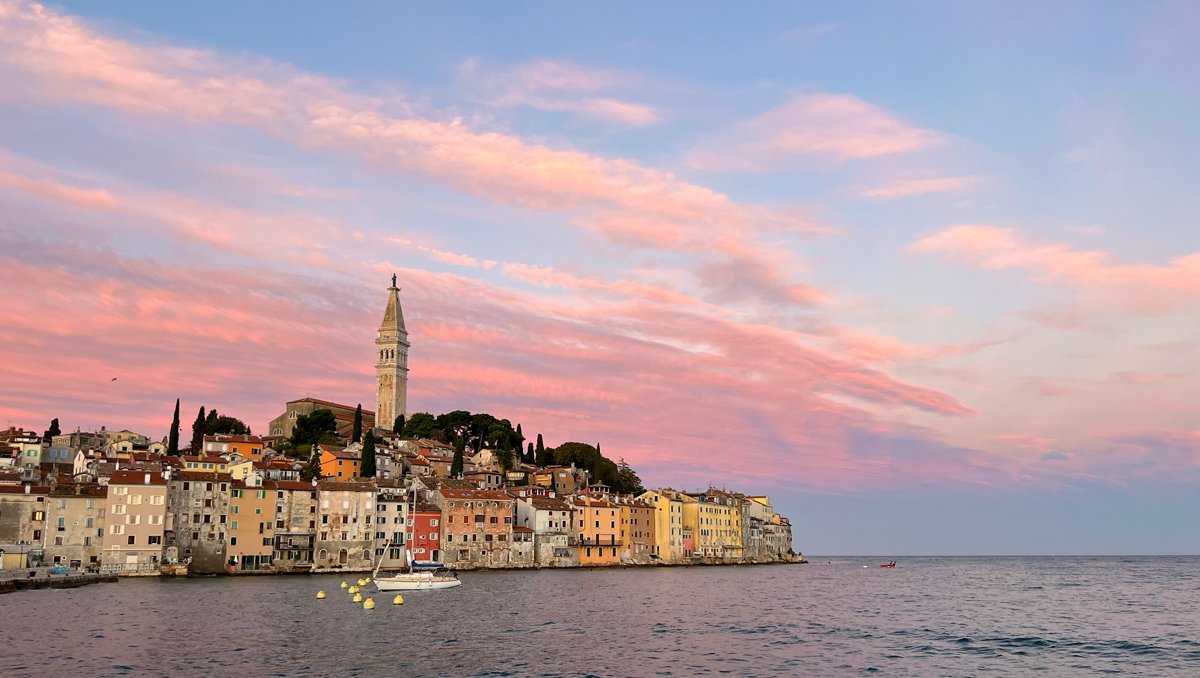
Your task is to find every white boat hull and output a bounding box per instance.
[374,575,462,591]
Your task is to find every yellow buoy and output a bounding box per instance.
[353,592,363,603]
[340,581,348,588]
[363,597,375,610]
[365,577,371,583]
[349,585,358,593]
[317,590,326,599]
[393,594,404,605]
[357,578,365,586]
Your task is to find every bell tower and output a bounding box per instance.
[376,274,409,430]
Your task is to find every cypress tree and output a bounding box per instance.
[535,434,547,467]
[43,417,61,442]
[190,406,206,454]
[167,399,180,455]
[451,437,465,478]
[527,442,534,464]
[352,404,363,443]
[360,430,376,478]
[393,414,406,434]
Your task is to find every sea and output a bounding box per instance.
[2,556,1198,677]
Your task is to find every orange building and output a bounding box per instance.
[318,445,360,479]
[204,435,266,460]
[575,496,620,566]
[227,479,277,572]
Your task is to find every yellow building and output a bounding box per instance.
[685,489,743,561]
[227,479,277,572]
[639,489,684,563]
[574,496,620,566]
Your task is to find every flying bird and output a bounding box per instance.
[111,377,117,381]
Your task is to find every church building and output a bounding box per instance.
[267,276,408,439]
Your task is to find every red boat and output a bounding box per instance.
[880,561,897,567]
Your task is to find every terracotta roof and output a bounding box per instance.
[529,497,574,511]
[318,444,358,459]
[286,397,375,416]
[512,526,534,532]
[0,485,51,494]
[316,480,376,492]
[438,489,514,500]
[109,470,167,486]
[204,434,265,444]
[48,483,108,497]
[172,471,233,482]
[272,481,319,491]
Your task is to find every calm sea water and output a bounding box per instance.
[2,556,1199,677]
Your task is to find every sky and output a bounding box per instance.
[0,1,1197,555]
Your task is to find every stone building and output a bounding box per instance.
[373,479,409,571]
[0,484,49,568]
[105,470,167,572]
[165,471,232,574]
[375,274,410,432]
[266,397,375,440]
[314,480,376,571]
[763,514,793,560]
[272,480,318,571]
[435,489,514,569]
[516,494,578,568]
[45,482,107,569]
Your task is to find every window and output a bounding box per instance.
[430,519,439,527]
[230,536,238,546]
[182,483,189,491]
[85,517,94,528]
[322,515,328,524]
[57,516,66,529]
[55,536,64,545]
[232,506,240,514]
[151,495,163,505]
[127,535,136,545]
[110,525,123,535]
[148,535,161,545]
[149,515,162,526]
[232,490,243,498]
[57,499,67,509]
[255,508,262,515]
[263,538,273,547]
[112,504,126,515]
[231,520,238,530]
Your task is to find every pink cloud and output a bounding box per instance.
[458,58,660,126]
[908,225,1200,313]
[0,2,825,308]
[687,93,942,172]
[854,175,982,199]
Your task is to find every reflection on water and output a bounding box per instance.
[4,557,1200,677]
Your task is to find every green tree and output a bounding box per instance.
[291,409,339,447]
[360,430,376,478]
[526,442,534,464]
[190,406,206,453]
[300,448,323,481]
[515,423,525,450]
[614,458,644,495]
[392,414,406,434]
[451,437,465,478]
[43,417,61,442]
[351,404,363,444]
[206,414,249,435]
[535,434,548,466]
[167,399,180,455]
[402,412,437,439]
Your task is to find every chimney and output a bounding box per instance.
[144,473,151,485]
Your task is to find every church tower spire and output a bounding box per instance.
[376,274,409,430]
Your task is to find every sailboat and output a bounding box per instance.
[373,484,462,591]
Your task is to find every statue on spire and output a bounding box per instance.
[391,273,397,289]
